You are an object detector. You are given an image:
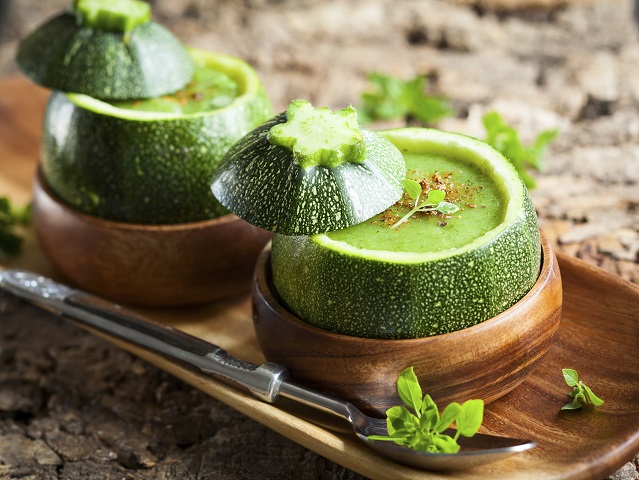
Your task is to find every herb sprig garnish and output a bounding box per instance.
[391,178,459,229]
[367,367,484,453]
[482,111,558,189]
[0,197,31,260]
[356,74,558,188]
[561,368,604,410]
[358,73,453,126]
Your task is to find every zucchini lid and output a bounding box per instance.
[210,99,406,235]
[16,0,194,100]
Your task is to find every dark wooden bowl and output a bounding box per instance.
[33,169,271,306]
[252,231,562,416]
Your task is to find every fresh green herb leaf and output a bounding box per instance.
[391,183,459,229]
[454,399,484,439]
[482,111,558,189]
[561,397,584,410]
[402,178,422,202]
[431,434,460,454]
[397,366,423,414]
[359,73,453,125]
[562,368,579,387]
[434,201,458,215]
[367,366,485,454]
[582,384,604,406]
[0,197,31,260]
[560,368,604,410]
[386,405,415,440]
[434,402,461,434]
[426,189,445,205]
[421,394,439,421]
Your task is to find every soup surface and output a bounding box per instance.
[326,152,507,253]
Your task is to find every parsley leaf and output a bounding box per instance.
[482,111,558,189]
[367,367,484,454]
[359,73,453,125]
[0,197,31,260]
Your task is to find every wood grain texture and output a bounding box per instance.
[2,76,639,479]
[32,170,271,306]
[253,233,562,416]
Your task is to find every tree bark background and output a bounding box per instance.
[0,0,638,478]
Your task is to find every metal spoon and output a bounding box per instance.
[0,269,536,471]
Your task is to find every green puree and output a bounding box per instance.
[326,153,507,253]
[110,66,237,114]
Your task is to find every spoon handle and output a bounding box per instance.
[0,269,356,422]
[0,269,288,403]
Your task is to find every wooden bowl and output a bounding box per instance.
[33,169,271,306]
[252,231,562,416]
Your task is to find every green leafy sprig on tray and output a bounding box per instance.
[359,73,453,125]
[367,367,484,454]
[561,368,604,410]
[482,111,558,189]
[0,197,31,260]
[391,179,459,229]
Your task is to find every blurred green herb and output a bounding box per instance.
[367,366,484,453]
[0,197,31,259]
[359,73,453,125]
[561,368,604,411]
[482,111,558,189]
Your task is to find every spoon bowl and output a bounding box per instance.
[355,415,536,470]
[359,431,535,471]
[277,380,536,471]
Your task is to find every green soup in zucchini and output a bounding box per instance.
[271,128,541,339]
[40,49,273,224]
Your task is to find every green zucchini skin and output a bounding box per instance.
[210,114,406,235]
[40,52,273,225]
[272,195,540,339]
[17,13,194,100]
[271,127,543,339]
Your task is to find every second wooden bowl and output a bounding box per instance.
[252,231,562,416]
[33,170,271,306]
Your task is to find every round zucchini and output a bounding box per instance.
[271,128,542,339]
[17,0,194,100]
[211,100,406,235]
[40,49,273,224]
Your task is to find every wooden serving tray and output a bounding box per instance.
[2,77,639,479]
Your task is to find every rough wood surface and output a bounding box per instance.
[1,0,639,478]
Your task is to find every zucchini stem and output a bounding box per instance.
[73,0,151,32]
[268,99,367,168]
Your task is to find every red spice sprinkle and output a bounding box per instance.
[389,169,487,228]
